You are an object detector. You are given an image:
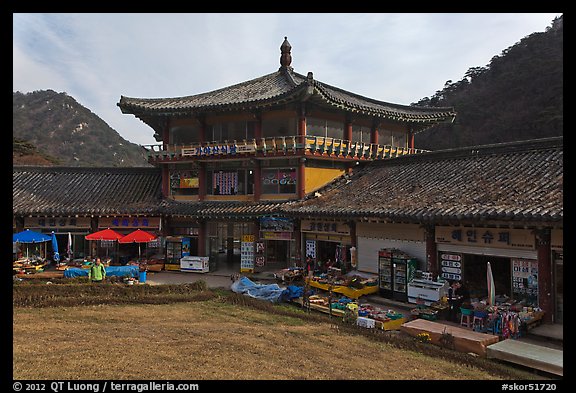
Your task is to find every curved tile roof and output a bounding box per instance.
[286,137,563,224]
[118,68,455,124]
[13,167,163,216]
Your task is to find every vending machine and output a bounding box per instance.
[379,248,418,302]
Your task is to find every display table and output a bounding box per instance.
[306,278,379,299]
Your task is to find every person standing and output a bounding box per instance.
[88,257,106,283]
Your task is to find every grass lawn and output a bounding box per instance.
[12,282,544,381]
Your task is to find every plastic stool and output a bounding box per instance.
[460,313,472,328]
[473,316,486,332]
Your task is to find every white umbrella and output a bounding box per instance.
[67,232,73,261]
[487,261,495,306]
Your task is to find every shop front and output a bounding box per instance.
[98,216,162,263]
[551,229,563,323]
[208,221,256,272]
[23,216,92,260]
[435,226,540,306]
[301,219,352,272]
[355,222,426,274]
[258,217,296,272]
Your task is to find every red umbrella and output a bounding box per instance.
[85,228,124,241]
[119,229,157,259]
[85,228,123,260]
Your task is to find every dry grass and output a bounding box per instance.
[13,285,542,381]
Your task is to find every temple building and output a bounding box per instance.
[117,37,455,272]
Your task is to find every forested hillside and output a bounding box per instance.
[13,90,150,167]
[414,15,562,150]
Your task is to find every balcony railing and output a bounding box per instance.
[142,136,429,162]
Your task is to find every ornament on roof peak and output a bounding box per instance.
[280,36,292,69]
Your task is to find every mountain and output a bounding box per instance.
[413,15,563,150]
[13,90,151,167]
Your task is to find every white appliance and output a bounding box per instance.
[180,256,210,273]
[407,279,449,305]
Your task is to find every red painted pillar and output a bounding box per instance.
[408,129,415,153]
[298,109,306,199]
[198,162,206,201]
[535,229,553,323]
[370,123,379,145]
[161,166,170,198]
[344,118,352,142]
[425,225,438,277]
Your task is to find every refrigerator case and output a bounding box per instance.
[392,256,418,302]
[165,238,184,271]
[378,249,394,299]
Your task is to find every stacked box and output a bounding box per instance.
[356,316,376,329]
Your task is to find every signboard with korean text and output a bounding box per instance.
[435,226,535,250]
[512,259,538,301]
[241,235,255,273]
[301,220,350,235]
[181,143,255,157]
[25,217,91,229]
[98,216,160,229]
[305,240,316,259]
[439,252,462,281]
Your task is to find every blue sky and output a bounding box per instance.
[13,13,562,146]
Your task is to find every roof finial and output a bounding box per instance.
[280,36,292,69]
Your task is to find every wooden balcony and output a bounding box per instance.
[142,136,428,163]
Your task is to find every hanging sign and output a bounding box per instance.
[241,235,255,273]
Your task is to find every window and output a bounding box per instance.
[170,124,201,144]
[352,124,371,143]
[170,169,199,196]
[261,168,297,194]
[209,121,256,143]
[207,169,254,195]
[307,117,344,139]
[261,117,296,137]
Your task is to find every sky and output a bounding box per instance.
[13,13,562,146]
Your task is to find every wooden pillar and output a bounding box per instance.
[198,162,206,201]
[370,122,379,145]
[254,113,262,141]
[198,220,207,257]
[424,224,438,277]
[408,128,415,153]
[161,166,170,198]
[253,160,261,201]
[162,118,170,145]
[298,105,307,199]
[535,229,553,323]
[344,117,353,142]
[298,159,306,200]
[298,105,306,147]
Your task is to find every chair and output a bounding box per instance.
[460,307,473,328]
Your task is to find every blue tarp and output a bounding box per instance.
[63,265,140,278]
[231,276,304,303]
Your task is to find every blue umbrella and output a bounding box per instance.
[51,231,60,262]
[13,229,51,259]
[13,229,51,243]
